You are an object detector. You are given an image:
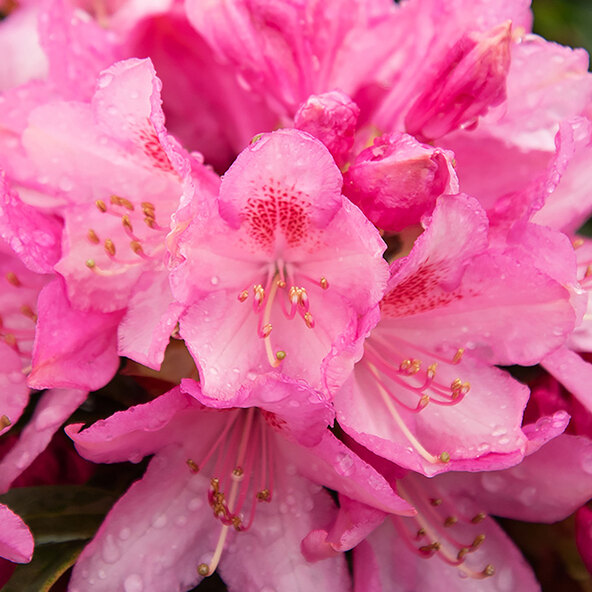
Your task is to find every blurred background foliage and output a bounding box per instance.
[533,0,592,57]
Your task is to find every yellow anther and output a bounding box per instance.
[104,239,116,256]
[400,359,412,371]
[586,265,592,279]
[87,229,100,244]
[416,528,426,539]
[472,534,486,549]
[122,215,133,232]
[419,542,441,554]
[275,350,286,361]
[430,498,442,507]
[238,290,249,302]
[452,348,464,364]
[130,241,144,255]
[232,466,244,478]
[457,548,469,561]
[304,311,315,329]
[5,272,20,287]
[232,516,243,531]
[20,305,37,321]
[144,217,156,228]
[320,277,329,290]
[439,451,451,463]
[186,459,199,473]
[197,564,210,577]
[141,201,155,211]
[0,415,11,429]
[427,363,437,378]
[419,395,430,409]
[253,284,265,303]
[86,259,96,269]
[276,279,286,288]
[409,359,421,374]
[261,323,273,338]
[573,238,585,249]
[257,489,271,502]
[444,516,458,527]
[482,565,495,577]
[4,334,16,347]
[471,512,486,524]
[95,199,107,212]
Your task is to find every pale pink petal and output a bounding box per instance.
[301,496,385,560]
[0,3,47,90]
[219,474,351,592]
[482,36,592,152]
[68,446,215,592]
[278,430,414,515]
[542,348,592,415]
[117,270,184,369]
[336,349,529,476]
[67,387,194,464]
[0,388,87,492]
[356,515,539,592]
[0,505,34,564]
[436,434,592,523]
[217,129,342,231]
[0,342,29,436]
[29,279,122,391]
[181,375,334,448]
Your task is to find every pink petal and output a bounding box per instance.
[0,342,29,436]
[542,348,592,415]
[0,504,33,564]
[294,91,360,167]
[29,279,122,391]
[343,133,457,231]
[356,514,539,592]
[0,388,87,492]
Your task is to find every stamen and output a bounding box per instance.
[104,239,116,257]
[471,513,486,524]
[275,350,286,361]
[452,348,464,364]
[0,415,11,429]
[444,516,458,527]
[110,195,134,210]
[320,277,329,290]
[5,272,20,287]
[87,229,100,244]
[186,459,199,473]
[238,290,249,302]
[304,312,315,329]
[86,259,96,269]
[122,215,133,233]
[95,199,107,212]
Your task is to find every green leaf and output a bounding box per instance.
[2,540,85,592]
[0,485,117,544]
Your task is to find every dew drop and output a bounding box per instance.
[101,534,120,564]
[151,514,168,529]
[15,452,30,470]
[481,473,504,493]
[188,497,204,511]
[210,276,219,285]
[581,452,592,474]
[124,574,143,592]
[491,426,507,437]
[97,73,113,88]
[335,452,354,476]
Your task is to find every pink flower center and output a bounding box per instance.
[185,408,277,577]
[362,335,469,465]
[84,195,167,274]
[237,262,330,368]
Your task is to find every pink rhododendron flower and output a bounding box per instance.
[170,128,388,401]
[67,381,411,591]
[326,194,576,475]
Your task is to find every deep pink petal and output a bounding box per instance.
[29,279,122,391]
[0,505,34,564]
[0,388,87,492]
[0,342,29,437]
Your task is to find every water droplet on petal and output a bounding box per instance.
[210,276,219,285]
[581,452,592,474]
[101,534,120,564]
[119,528,131,540]
[124,574,143,592]
[335,451,354,476]
[97,73,113,88]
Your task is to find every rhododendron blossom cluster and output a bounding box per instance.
[1,0,592,590]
